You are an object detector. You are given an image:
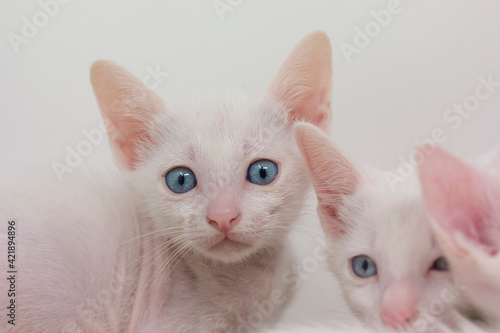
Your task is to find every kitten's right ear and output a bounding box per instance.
[90,60,166,171]
[295,122,359,238]
[418,146,500,256]
[268,31,333,133]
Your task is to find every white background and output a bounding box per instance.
[2,0,500,327]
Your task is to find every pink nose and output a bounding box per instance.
[206,193,240,233]
[381,307,418,329]
[380,281,418,328]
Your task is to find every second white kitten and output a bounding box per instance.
[294,123,463,332]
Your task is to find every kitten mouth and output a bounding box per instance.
[209,233,252,250]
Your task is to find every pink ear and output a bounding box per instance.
[268,31,333,133]
[295,122,359,238]
[90,60,166,170]
[418,146,500,255]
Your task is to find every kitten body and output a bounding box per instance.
[0,169,141,332]
[0,31,333,332]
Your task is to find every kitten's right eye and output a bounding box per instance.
[165,167,197,194]
[351,255,377,278]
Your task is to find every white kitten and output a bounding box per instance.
[418,145,500,322]
[293,123,461,332]
[0,31,332,332]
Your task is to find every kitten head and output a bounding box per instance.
[418,145,500,318]
[90,31,333,264]
[296,123,456,331]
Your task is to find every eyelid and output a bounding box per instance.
[247,157,279,166]
[164,165,195,176]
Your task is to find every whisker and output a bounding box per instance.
[120,227,186,256]
[162,242,192,277]
[145,237,192,292]
[125,233,186,271]
[122,226,185,245]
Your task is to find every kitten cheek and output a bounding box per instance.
[346,284,379,322]
[161,184,201,201]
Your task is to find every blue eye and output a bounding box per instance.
[431,256,449,271]
[165,167,197,193]
[247,159,278,185]
[352,255,377,278]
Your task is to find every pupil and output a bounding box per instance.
[362,260,369,271]
[178,173,185,186]
[259,167,267,179]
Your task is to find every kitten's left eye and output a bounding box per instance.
[247,160,278,186]
[351,255,378,278]
[431,256,449,271]
[165,167,197,194]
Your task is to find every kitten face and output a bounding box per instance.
[90,31,333,264]
[296,123,456,330]
[419,146,500,318]
[331,178,455,329]
[131,95,308,263]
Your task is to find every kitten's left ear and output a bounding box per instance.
[295,122,359,239]
[268,30,332,132]
[418,146,500,256]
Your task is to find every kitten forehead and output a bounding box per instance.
[345,175,439,275]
